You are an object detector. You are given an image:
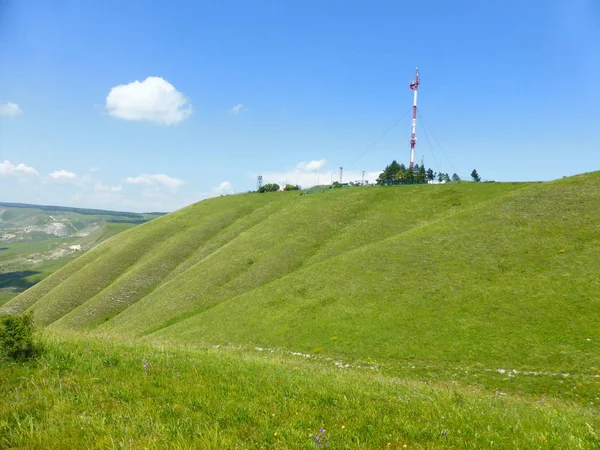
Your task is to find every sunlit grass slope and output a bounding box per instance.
[156,173,600,374]
[2,182,524,328]
[3,174,600,390]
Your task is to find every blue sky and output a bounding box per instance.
[0,0,598,212]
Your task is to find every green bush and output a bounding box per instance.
[0,312,40,361]
[258,183,280,193]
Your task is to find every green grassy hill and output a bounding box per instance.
[3,175,600,387]
[2,174,600,447]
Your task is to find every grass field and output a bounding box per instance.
[2,173,600,447]
[1,333,598,449]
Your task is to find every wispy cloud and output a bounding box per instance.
[94,182,122,192]
[296,159,327,172]
[105,77,192,125]
[0,160,38,177]
[230,103,247,115]
[257,159,379,188]
[124,173,185,190]
[49,169,77,180]
[183,181,235,207]
[0,102,23,117]
[210,181,234,196]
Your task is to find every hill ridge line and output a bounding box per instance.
[29,219,183,326]
[155,200,285,287]
[44,226,180,327]
[159,200,289,283]
[98,199,290,329]
[49,221,219,329]
[92,203,279,327]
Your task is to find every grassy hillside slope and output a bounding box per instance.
[3,174,599,399]
[157,173,600,374]
[2,182,524,327]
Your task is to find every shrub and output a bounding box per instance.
[0,312,40,361]
[258,183,280,193]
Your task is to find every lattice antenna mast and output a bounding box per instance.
[408,67,420,169]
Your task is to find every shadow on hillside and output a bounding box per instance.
[0,248,8,251]
[0,270,41,291]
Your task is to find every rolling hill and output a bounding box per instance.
[2,174,599,383]
[2,174,600,448]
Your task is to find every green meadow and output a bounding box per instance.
[1,334,598,449]
[2,172,600,448]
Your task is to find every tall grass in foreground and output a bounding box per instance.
[1,334,598,449]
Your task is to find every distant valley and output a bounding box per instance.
[0,202,163,304]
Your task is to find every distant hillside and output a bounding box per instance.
[0,202,166,218]
[0,203,163,304]
[3,174,599,381]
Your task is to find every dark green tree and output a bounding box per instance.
[471,169,481,182]
[443,173,451,182]
[376,160,402,184]
[437,172,444,182]
[403,164,415,182]
[397,163,408,181]
[258,183,280,193]
[426,168,435,182]
[283,184,300,191]
[417,164,426,183]
[452,173,461,182]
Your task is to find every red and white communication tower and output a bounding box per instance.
[408,67,420,169]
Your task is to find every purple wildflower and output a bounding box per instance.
[314,428,329,447]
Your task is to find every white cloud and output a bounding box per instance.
[94,182,122,192]
[0,102,23,117]
[186,181,235,206]
[124,173,184,191]
[258,159,379,188]
[124,175,153,186]
[210,181,234,196]
[296,159,327,172]
[49,169,77,180]
[0,160,38,177]
[149,174,185,189]
[89,166,100,172]
[105,77,192,125]
[230,103,247,115]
